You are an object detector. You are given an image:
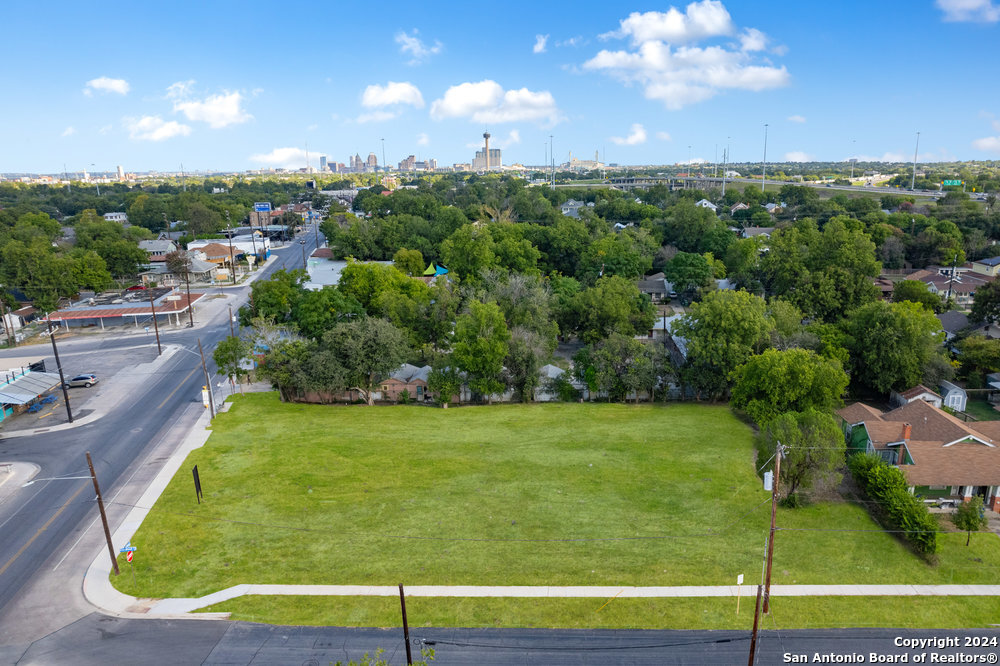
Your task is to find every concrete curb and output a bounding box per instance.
[146,583,1000,615]
[82,401,215,618]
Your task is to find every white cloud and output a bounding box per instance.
[601,1,734,44]
[936,0,1000,22]
[430,80,561,125]
[656,131,672,140]
[361,81,424,108]
[166,80,195,99]
[125,115,191,141]
[61,126,75,137]
[395,29,442,64]
[355,110,398,124]
[249,147,311,170]
[533,34,549,53]
[99,124,113,135]
[500,129,521,147]
[611,123,648,145]
[585,2,788,110]
[973,136,1000,152]
[739,28,768,51]
[787,114,806,123]
[84,76,130,96]
[172,90,252,128]
[417,132,430,146]
[784,151,813,162]
[556,36,586,47]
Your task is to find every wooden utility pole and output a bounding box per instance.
[184,266,194,328]
[763,444,782,613]
[399,583,413,665]
[87,452,119,575]
[47,317,73,423]
[148,288,162,356]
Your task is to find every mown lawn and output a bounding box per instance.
[113,394,1000,627]
[201,595,1000,630]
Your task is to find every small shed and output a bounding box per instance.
[938,380,968,413]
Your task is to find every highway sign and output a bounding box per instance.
[943,180,962,186]
[253,202,272,212]
[126,550,133,563]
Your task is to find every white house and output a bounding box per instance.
[103,212,128,223]
[695,199,718,213]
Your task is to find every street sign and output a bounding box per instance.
[943,180,962,186]
[253,202,272,212]
[126,550,133,563]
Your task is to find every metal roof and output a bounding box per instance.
[0,371,62,405]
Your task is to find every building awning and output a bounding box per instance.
[0,371,63,405]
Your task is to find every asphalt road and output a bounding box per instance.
[8,616,1000,665]
[0,228,322,644]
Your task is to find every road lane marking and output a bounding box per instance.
[157,366,200,410]
[0,483,88,577]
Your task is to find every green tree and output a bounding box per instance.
[572,275,657,344]
[956,336,1000,383]
[971,279,1000,324]
[213,335,251,394]
[952,496,988,546]
[392,247,425,276]
[762,410,845,503]
[321,318,410,405]
[892,280,942,312]
[452,301,510,402]
[186,202,222,237]
[439,224,496,280]
[292,286,363,340]
[242,269,306,325]
[577,333,656,402]
[427,363,463,406]
[663,251,714,300]
[730,348,849,424]
[842,300,945,393]
[673,289,774,399]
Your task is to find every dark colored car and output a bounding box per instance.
[64,374,99,388]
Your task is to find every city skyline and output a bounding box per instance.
[2,0,1000,173]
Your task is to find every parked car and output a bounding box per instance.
[64,374,99,388]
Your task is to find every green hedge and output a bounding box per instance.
[848,453,939,555]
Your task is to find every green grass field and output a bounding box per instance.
[112,394,1000,627]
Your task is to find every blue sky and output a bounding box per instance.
[2,0,999,173]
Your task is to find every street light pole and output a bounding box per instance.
[911,131,921,191]
[226,211,236,285]
[197,338,216,419]
[184,263,194,328]
[47,316,73,423]
[299,239,307,268]
[761,123,769,193]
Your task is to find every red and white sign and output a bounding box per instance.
[126,550,133,563]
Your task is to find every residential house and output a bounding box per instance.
[937,311,969,342]
[103,212,128,223]
[189,242,241,282]
[138,239,178,255]
[534,364,569,402]
[741,226,775,239]
[763,202,784,216]
[939,380,968,413]
[909,267,993,309]
[381,363,431,402]
[730,202,751,216]
[560,199,586,218]
[637,273,672,302]
[971,256,1000,277]
[695,199,718,213]
[837,398,1000,511]
[889,384,943,409]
